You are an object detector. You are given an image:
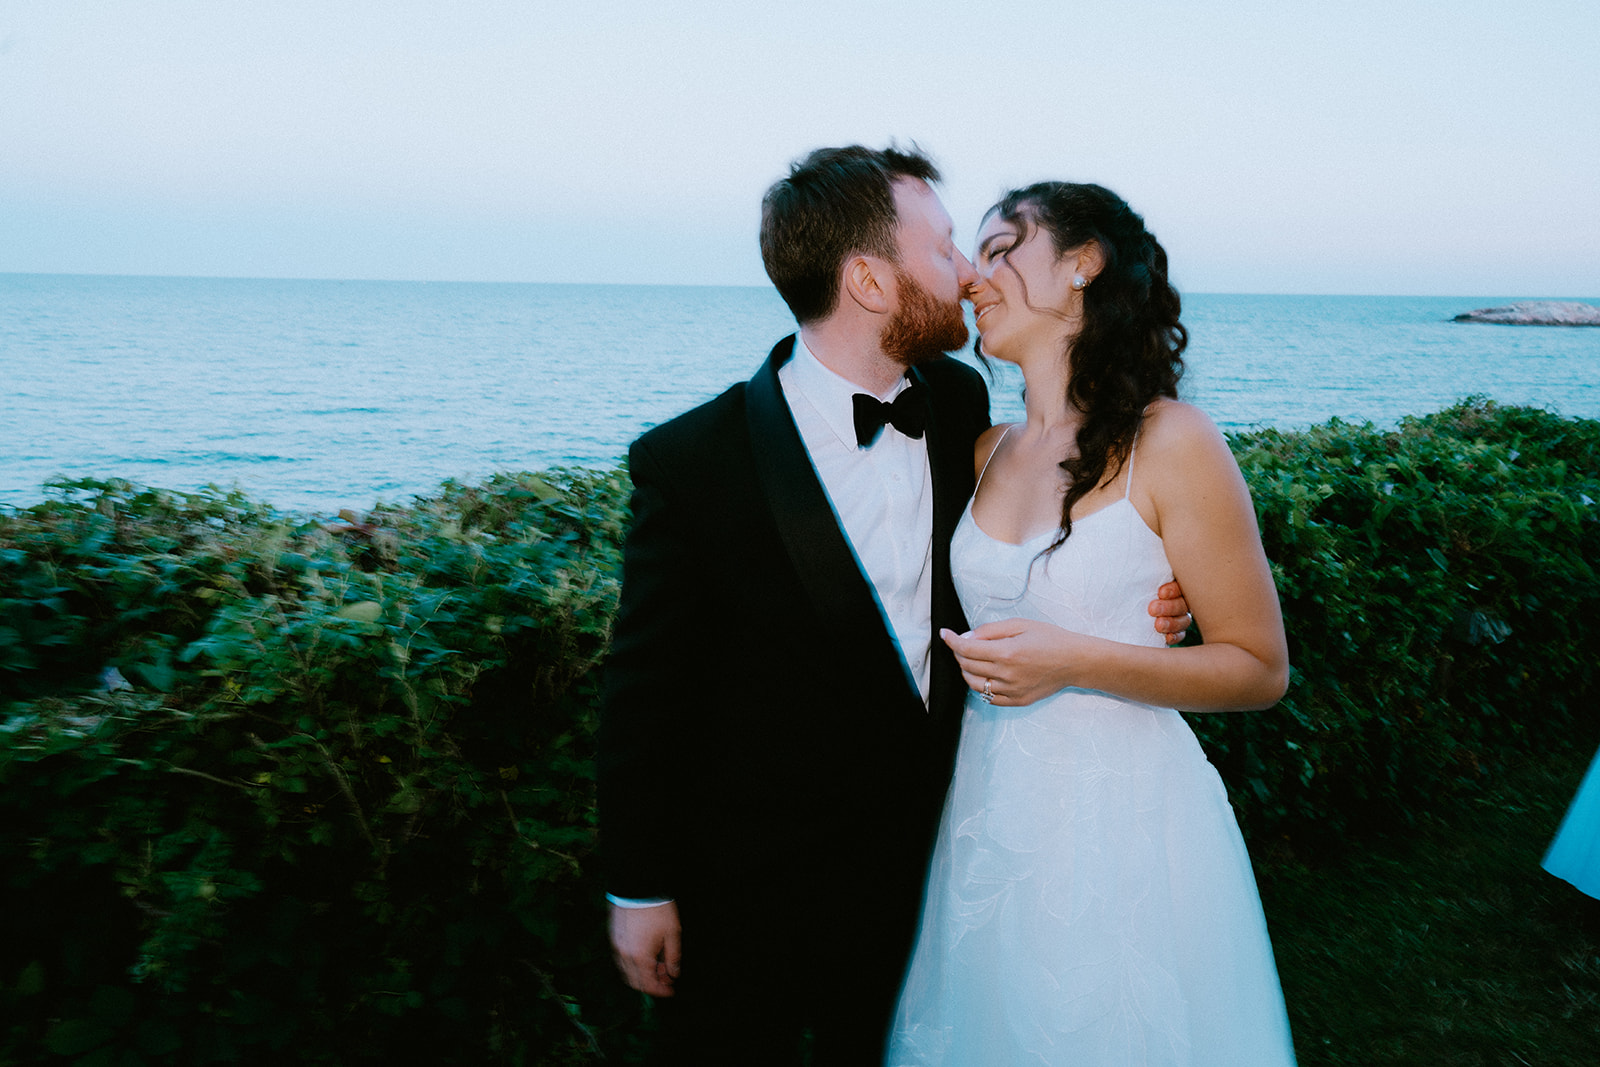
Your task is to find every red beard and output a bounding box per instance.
[881,267,969,367]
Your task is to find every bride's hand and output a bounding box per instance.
[942,620,1097,706]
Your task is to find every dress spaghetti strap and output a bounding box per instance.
[1122,431,1139,500]
[975,424,1014,496]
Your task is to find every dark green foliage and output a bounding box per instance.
[1190,399,1600,847]
[1,399,1596,1063]
[1,471,641,1064]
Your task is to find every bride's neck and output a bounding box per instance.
[1018,344,1078,436]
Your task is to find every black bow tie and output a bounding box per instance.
[852,385,927,447]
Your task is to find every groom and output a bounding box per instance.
[600,145,1182,1064]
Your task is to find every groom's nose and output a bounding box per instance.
[954,249,978,292]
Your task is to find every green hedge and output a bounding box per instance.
[1,470,641,1064]
[2,399,1596,1063]
[1201,400,1599,846]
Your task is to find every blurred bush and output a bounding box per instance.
[1,469,639,1064]
[1195,399,1599,846]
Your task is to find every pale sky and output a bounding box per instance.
[2,0,1596,295]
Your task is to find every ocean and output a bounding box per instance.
[3,273,1597,516]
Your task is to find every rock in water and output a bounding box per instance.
[1453,301,1600,326]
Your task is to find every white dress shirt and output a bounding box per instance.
[779,334,935,704]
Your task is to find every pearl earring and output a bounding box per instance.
[1072,275,1086,291]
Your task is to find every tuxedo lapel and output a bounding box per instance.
[911,362,969,600]
[909,360,975,724]
[745,335,923,707]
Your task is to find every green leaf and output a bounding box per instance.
[15,959,46,995]
[89,984,136,1027]
[44,1018,113,1056]
[336,601,383,623]
[135,1018,183,1056]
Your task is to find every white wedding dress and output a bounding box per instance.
[888,439,1296,1066]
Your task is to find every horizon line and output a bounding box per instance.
[2,270,1597,304]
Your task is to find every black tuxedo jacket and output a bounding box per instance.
[599,335,989,959]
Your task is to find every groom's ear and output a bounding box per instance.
[842,253,893,315]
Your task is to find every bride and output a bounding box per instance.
[888,182,1297,1066]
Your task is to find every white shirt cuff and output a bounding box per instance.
[606,894,674,909]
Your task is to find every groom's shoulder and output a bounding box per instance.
[630,379,749,468]
[632,335,791,460]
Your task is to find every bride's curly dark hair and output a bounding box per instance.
[984,181,1187,551]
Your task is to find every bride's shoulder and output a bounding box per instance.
[1140,399,1223,448]
[1138,400,1237,479]
[973,422,1015,468]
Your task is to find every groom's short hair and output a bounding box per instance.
[760,144,941,325]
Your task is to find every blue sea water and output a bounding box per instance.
[2,273,1597,516]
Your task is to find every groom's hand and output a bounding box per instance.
[1150,580,1191,645]
[609,901,682,997]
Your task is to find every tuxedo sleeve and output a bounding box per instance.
[597,435,698,900]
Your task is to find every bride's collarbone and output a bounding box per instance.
[971,458,1066,545]
[973,464,1142,545]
